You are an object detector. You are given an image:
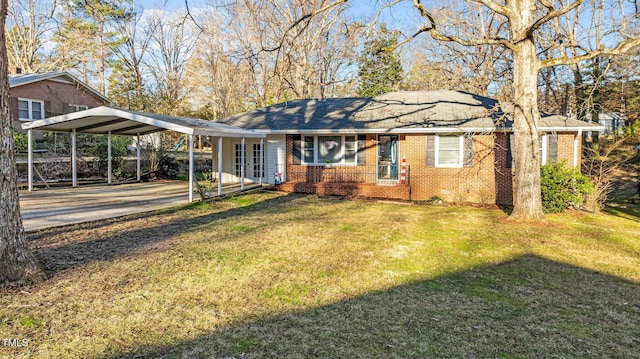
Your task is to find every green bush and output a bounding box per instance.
[158,153,180,178]
[541,162,595,213]
[13,128,28,153]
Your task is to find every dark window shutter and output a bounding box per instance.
[547,133,558,162]
[506,133,515,168]
[292,135,301,165]
[463,134,474,168]
[426,135,435,167]
[357,135,366,165]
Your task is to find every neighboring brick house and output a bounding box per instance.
[9,71,110,136]
[215,90,603,205]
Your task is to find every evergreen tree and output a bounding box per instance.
[356,24,403,97]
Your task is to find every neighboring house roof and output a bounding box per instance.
[9,71,110,104]
[586,112,626,121]
[21,106,265,138]
[218,90,604,134]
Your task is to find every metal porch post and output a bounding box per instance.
[241,137,245,190]
[72,128,77,187]
[189,135,194,203]
[218,136,223,196]
[107,131,112,184]
[259,138,264,186]
[136,133,141,182]
[27,129,33,191]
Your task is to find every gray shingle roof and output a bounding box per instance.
[9,71,110,103]
[217,90,603,133]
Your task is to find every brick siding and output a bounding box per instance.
[11,79,106,130]
[278,132,580,205]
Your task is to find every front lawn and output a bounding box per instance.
[1,192,639,358]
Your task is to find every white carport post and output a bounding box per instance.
[189,135,194,203]
[136,133,141,182]
[107,131,112,184]
[259,138,264,186]
[27,129,33,191]
[71,128,77,187]
[241,137,246,190]
[217,136,223,196]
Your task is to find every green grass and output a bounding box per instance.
[1,192,639,358]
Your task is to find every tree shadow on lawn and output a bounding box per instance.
[105,255,640,359]
[27,192,303,278]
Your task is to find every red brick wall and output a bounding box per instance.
[281,132,581,205]
[11,79,106,129]
[402,133,497,204]
[557,132,579,166]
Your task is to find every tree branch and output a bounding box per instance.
[541,37,640,68]
[528,0,584,37]
[406,0,513,51]
[470,0,510,16]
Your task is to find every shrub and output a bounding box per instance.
[541,162,595,213]
[13,128,28,153]
[158,153,180,178]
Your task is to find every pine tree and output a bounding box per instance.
[356,24,403,97]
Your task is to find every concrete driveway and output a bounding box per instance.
[19,181,190,232]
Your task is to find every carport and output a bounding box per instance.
[21,106,266,202]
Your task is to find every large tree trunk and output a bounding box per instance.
[0,0,46,284]
[509,36,546,222]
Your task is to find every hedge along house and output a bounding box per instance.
[216,90,603,205]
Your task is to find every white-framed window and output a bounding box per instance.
[69,104,89,112]
[17,98,44,121]
[300,135,358,165]
[435,135,464,168]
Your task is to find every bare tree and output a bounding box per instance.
[0,0,46,284]
[109,8,154,111]
[214,0,354,107]
[143,9,200,115]
[6,0,59,73]
[408,0,640,221]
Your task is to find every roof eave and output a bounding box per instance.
[10,72,111,104]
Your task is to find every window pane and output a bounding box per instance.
[438,136,460,165]
[345,136,356,163]
[18,100,29,119]
[31,102,42,119]
[318,136,342,163]
[304,136,314,163]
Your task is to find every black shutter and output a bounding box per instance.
[292,135,301,165]
[357,135,366,165]
[426,135,435,167]
[547,133,558,163]
[463,134,474,168]
[506,133,515,168]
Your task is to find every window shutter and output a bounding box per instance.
[506,133,515,168]
[463,134,474,168]
[292,135,301,165]
[547,133,558,162]
[426,135,435,167]
[357,135,366,165]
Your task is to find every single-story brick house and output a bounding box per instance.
[215,90,603,205]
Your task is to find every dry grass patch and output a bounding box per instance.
[0,191,639,358]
